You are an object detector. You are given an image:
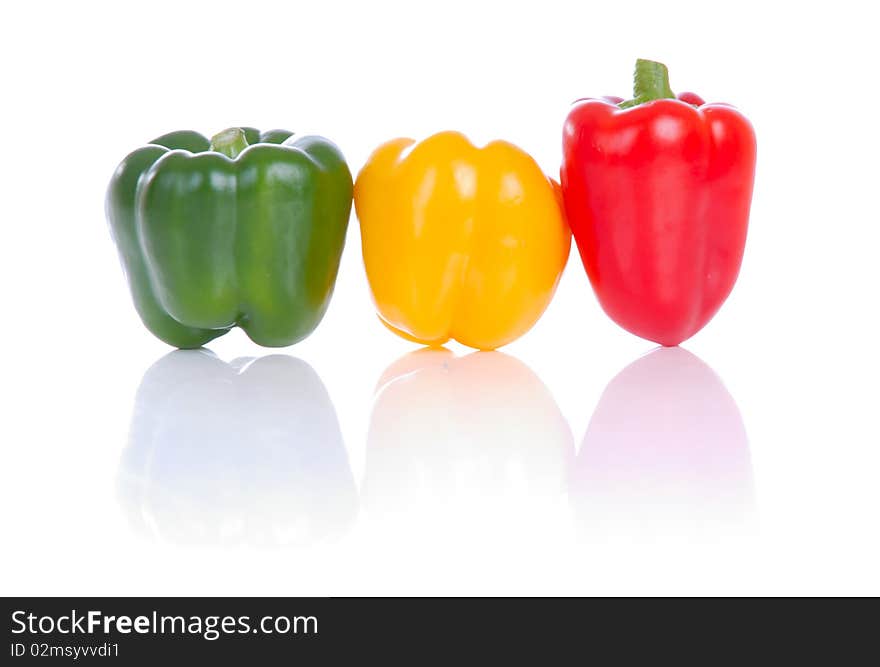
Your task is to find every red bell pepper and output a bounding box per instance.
[561,59,756,346]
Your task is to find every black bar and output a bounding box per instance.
[4,597,866,662]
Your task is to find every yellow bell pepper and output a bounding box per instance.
[354,131,570,350]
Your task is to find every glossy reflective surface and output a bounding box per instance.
[118,350,357,546]
[570,347,755,542]
[115,346,757,550]
[362,348,574,541]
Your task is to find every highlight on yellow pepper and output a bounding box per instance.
[354,131,571,351]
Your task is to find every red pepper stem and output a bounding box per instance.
[619,59,676,109]
[210,127,250,159]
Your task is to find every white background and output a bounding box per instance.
[1,0,878,596]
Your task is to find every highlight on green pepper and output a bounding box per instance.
[106,127,353,348]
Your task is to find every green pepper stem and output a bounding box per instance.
[619,59,676,109]
[210,127,250,159]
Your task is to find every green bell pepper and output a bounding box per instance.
[107,127,352,348]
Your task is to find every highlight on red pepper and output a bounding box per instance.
[561,59,757,346]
